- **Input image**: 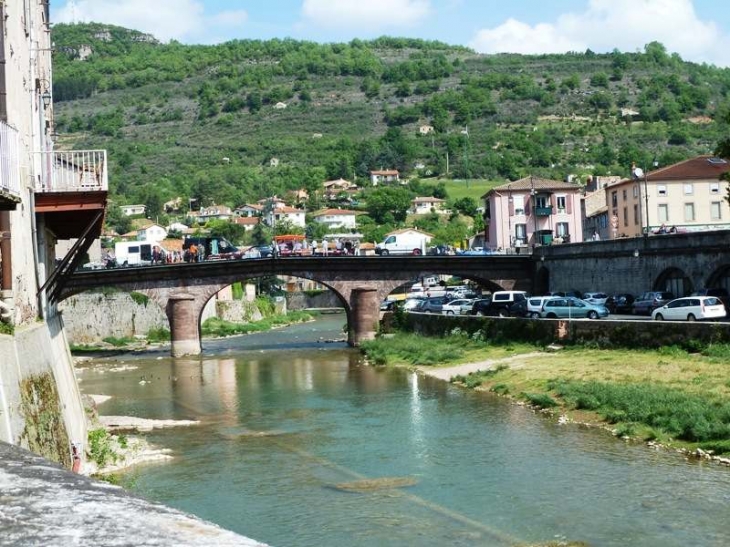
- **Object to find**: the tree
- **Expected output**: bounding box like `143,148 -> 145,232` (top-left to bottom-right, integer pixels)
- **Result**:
365,187 -> 412,224
452,197 -> 478,217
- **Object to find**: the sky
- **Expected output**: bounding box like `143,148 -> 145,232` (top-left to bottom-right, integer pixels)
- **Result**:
51,0 -> 730,67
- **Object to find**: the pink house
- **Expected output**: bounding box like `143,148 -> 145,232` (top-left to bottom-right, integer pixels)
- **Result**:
483,176 -> 584,250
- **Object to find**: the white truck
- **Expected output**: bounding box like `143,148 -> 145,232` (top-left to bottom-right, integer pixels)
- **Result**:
375,232 -> 429,256
114,241 -> 157,266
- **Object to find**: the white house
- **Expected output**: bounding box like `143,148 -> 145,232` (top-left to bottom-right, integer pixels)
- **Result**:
166,222 -> 190,233
234,204 -> 263,217
274,102 -> 288,109
197,205 -> 234,223
137,223 -> 167,242
419,125 -> 434,135
120,204 -> 146,216
313,209 -> 359,229
233,217 -> 260,231
411,196 -> 447,215
370,169 -> 400,186
267,206 -> 306,228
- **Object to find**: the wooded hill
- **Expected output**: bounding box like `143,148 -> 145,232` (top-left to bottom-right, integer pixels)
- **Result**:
52,23 -> 730,220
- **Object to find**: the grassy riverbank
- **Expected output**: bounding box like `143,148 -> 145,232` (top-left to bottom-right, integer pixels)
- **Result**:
360,332 -> 730,456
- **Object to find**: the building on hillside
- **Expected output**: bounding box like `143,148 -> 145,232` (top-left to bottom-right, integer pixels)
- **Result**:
274,102 -> 287,109
234,204 -> 263,217
287,188 -> 309,205
483,177 -> 584,250
266,206 -> 306,228
120,204 -> 146,216
419,125 -> 434,135
323,178 -> 359,201
312,209 -> 359,230
197,205 -> 233,223
257,196 -> 286,209
605,155 -> 730,239
163,197 -> 183,213
411,196 -> 447,215
581,186 -> 610,241
166,222 -> 190,233
0,0 -> 108,466
233,216 -> 260,231
136,222 -> 167,242
370,169 -> 400,186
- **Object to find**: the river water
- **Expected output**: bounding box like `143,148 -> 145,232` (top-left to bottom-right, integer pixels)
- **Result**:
77,316 -> 730,547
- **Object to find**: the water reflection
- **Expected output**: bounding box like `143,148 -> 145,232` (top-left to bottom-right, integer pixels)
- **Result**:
78,317 -> 730,547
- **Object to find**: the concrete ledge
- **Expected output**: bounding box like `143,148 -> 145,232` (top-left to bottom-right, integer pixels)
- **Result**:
0,441 -> 267,546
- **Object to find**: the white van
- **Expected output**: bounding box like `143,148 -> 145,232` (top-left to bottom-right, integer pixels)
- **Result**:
114,241 -> 157,266
375,233 -> 428,256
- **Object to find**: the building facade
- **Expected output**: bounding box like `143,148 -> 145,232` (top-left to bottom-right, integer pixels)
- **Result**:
484,177 -> 584,250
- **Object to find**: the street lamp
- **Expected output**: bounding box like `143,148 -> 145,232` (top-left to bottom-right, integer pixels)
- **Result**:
633,158 -> 659,236
530,175 -> 538,248
507,185 -> 513,250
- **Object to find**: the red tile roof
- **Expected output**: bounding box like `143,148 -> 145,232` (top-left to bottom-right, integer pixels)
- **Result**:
485,177 -> 582,198
314,208 -> 359,216
643,155 -> 730,181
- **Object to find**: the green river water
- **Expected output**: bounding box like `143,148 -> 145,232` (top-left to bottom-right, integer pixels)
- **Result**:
77,315 -> 730,547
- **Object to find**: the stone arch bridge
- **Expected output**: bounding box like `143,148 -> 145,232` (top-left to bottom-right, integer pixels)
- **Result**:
58,256 -> 534,356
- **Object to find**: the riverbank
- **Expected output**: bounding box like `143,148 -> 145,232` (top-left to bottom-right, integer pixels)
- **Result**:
360,332 -> 730,464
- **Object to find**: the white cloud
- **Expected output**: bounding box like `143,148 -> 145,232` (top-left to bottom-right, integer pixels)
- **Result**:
469,0 -> 730,66
53,0 -> 247,43
301,0 -> 431,30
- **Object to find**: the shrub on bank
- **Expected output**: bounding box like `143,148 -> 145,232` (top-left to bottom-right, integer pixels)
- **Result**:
201,311 -> 313,337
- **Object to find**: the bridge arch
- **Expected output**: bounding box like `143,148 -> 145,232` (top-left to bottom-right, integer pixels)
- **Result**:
654,267 -> 693,297
706,264 -> 730,292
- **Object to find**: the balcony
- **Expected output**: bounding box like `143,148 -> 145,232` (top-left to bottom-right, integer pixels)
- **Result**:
534,206 -> 553,216
0,121 -> 22,210
34,150 -> 108,239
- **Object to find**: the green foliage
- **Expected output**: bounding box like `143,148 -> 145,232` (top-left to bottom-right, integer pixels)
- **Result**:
146,328 -> 170,343
550,380 -> 730,443
102,336 -> 136,347
88,428 -> 119,468
201,311 -> 312,337
0,322 -> 14,335
129,292 -> 149,306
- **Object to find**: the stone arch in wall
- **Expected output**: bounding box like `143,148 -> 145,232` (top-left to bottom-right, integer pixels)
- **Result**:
706,264 -> 730,293
654,267 -> 693,297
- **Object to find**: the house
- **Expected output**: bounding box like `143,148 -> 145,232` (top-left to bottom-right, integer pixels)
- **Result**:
287,188 -> 309,205
120,204 -> 146,216
266,206 -> 306,228
197,205 -> 233,223
163,197 -> 182,213
166,222 -> 191,234
232,217 -> 260,231
269,157 -> 280,167
312,209 -> 359,230
483,176 -> 584,250
136,222 -> 167,242
605,155 -> 730,239
322,178 -> 358,200
411,196 -> 447,215
257,196 -> 287,209
581,189 -> 609,241
370,169 -> 400,186
419,125 -> 434,135
234,204 -> 264,217
274,102 -> 288,109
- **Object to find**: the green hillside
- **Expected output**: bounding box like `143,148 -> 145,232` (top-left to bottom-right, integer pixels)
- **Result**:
51,23 -> 730,225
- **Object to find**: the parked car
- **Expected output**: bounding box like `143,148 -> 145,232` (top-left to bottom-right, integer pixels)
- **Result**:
539,297 -> 609,319
582,292 -> 610,306
489,291 -> 528,317
526,296 -> 555,319
470,297 -> 493,316
403,298 -> 426,312
380,300 -> 401,311
690,288 -> 730,313
442,298 -> 475,316
632,291 -> 675,315
417,296 -> 449,314
651,296 -> 727,322
508,299 -> 529,318
605,294 -> 635,314
254,244 -> 273,258
550,290 -> 583,299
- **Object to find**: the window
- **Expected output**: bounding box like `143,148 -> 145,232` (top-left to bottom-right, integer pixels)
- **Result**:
622,189 -> 627,201
623,206 -> 628,226
633,185 -> 639,198
633,204 -> 639,225
611,191 -> 618,208
683,183 -> 694,195
657,204 -> 669,223
556,196 -> 566,212
535,195 -> 548,208
515,224 -> 527,244
711,201 -> 722,220
513,195 -> 524,215
556,222 -> 569,237
710,182 -> 720,194
657,185 -> 667,197
684,203 -> 695,222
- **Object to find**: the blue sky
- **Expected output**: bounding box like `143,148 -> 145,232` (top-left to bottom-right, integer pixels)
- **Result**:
51,0 -> 730,66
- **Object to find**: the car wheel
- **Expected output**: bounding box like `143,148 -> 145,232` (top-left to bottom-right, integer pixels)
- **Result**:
446,311 -> 454,315
587,311 -> 599,319
654,313 -> 664,321
412,248 -> 422,256
546,313 -> 557,319
498,309 -> 510,318
380,249 -> 389,256
530,312 -> 540,319
687,314 -> 696,322
475,311 -> 485,316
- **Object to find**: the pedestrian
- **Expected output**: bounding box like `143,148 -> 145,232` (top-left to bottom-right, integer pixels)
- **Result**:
312,239 -> 319,256
322,238 -> 329,256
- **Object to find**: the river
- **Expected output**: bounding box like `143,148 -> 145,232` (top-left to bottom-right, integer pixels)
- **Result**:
77,315 -> 730,547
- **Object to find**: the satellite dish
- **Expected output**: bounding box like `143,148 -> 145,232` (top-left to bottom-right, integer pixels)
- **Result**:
632,167 -> 644,179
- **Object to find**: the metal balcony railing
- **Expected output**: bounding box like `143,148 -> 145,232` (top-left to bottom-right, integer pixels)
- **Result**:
0,121 -> 21,198
534,206 -> 553,216
37,150 -> 108,192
